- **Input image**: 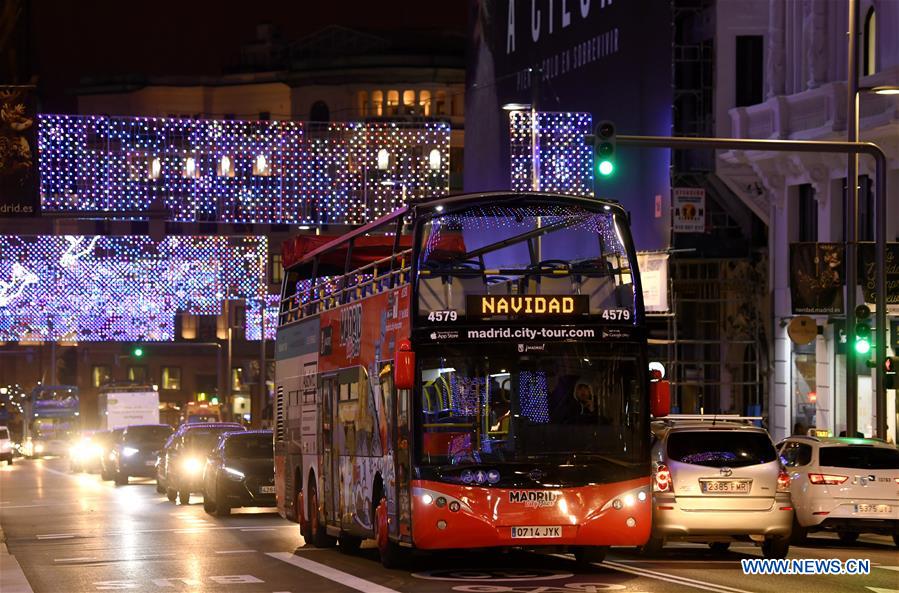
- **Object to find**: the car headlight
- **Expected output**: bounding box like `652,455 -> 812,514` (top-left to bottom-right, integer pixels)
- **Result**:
182,457 -> 202,474
223,467 -> 245,481
87,444 -> 103,459
34,443 -> 45,454
122,447 -> 140,457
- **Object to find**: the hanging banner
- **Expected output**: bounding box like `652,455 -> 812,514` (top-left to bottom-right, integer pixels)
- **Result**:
637,252 -> 669,313
858,242 -> 899,306
789,243 -> 844,314
672,188 -> 705,233
0,85 -> 39,217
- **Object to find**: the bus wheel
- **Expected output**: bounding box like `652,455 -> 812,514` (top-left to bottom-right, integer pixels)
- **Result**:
297,490 -> 311,539
308,484 -> 336,548
573,546 -> 607,567
375,497 -> 407,569
166,487 -> 177,503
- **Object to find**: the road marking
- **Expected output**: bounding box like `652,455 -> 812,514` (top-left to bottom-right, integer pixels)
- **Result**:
54,557 -> 97,562
36,534 -> 76,540
241,527 -> 277,532
877,566 -> 899,572
268,552 -> 402,593
866,588 -> 899,593
216,549 -> 256,554
601,560 -> 755,593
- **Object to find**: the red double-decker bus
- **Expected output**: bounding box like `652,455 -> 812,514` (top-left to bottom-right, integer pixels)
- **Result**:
274,192 -> 656,566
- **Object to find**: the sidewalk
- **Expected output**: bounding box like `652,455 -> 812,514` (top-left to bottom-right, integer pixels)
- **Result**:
0,525 -> 35,593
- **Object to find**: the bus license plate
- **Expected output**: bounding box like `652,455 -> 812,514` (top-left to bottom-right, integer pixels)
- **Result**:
856,504 -> 891,513
259,485 -> 275,494
511,526 -> 561,539
700,479 -> 752,494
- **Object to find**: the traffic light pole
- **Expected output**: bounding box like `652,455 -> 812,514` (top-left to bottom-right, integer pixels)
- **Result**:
617,134 -> 889,440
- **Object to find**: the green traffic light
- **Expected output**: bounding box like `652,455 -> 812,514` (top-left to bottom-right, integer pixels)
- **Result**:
598,160 -> 614,176
133,347 -> 144,357
854,339 -> 871,355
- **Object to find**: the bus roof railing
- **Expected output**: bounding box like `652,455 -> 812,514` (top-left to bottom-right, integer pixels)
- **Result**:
654,414 -> 764,425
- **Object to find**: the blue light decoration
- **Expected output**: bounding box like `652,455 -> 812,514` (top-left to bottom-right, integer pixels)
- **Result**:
38,115 -> 451,223
0,235 -> 266,341
509,111 -> 593,197
245,294 -> 279,341
518,370 -> 549,424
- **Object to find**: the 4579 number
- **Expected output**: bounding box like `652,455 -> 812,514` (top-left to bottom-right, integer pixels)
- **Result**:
427,310 -> 458,322
601,309 -> 631,320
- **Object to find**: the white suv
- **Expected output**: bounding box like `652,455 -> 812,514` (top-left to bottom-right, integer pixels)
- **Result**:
777,435 -> 899,547
0,426 -> 12,465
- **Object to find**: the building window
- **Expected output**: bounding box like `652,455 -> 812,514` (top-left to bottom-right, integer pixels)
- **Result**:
92,365 -> 111,388
270,253 -> 283,284
386,90 -> 399,115
797,184 -> 817,242
791,342 -> 817,435
162,367 -> 181,390
418,90 -> 431,116
735,36 -> 764,107
310,100 -> 330,122
371,90 -> 383,116
864,7 -> 876,76
128,365 -> 148,384
357,91 -> 369,117
402,90 -> 415,113
434,90 -> 447,116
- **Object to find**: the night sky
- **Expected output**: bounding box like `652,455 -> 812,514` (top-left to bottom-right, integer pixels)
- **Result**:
23,1 -> 467,112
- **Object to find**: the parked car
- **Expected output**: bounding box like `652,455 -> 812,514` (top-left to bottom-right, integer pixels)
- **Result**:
99,428 -> 126,480
109,424 -> 174,485
646,415 -> 792,558
778,435 -> 899,547
202,430 -> 275,516
0,426 -> 12,465
163,422 -> 245,504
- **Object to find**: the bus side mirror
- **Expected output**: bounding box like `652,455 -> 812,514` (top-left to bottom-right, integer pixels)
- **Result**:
649,370 -> 670,418
395,339 -> 415,391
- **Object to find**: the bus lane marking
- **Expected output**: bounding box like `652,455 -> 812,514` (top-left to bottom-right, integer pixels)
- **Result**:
599,559 -> 756,593
267,552 -> 402,593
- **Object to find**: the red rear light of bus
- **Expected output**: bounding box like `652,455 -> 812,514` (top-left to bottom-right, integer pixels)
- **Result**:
808,473 -> 848,485
777,470 -> 791,492
654,463 -> 671,492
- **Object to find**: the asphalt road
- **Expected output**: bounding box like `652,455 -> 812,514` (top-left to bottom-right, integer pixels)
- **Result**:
1,457 -> 897,593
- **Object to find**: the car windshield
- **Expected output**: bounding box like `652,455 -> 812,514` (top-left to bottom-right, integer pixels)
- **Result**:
126,426 -> 173,443
417,343 -> 645,466
667,431 -> 777,468
819,446 -> 899,469
185,428 -> 239,451
224,434 -> 273,459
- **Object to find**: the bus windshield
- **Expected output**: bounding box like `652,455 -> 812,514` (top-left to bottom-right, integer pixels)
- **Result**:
417,343 -> 646,467
417,202 -> 637,320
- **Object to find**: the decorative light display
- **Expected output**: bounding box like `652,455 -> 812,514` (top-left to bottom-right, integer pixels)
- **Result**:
245,294 -> 279,341
0,235 -> 267,342
509,111 -> 593,197
519,371 -> 550,424
38,115 -> 450,224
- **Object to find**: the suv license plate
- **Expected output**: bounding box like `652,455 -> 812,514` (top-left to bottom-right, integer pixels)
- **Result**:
511,526 -> 561,539
259,485 -> 275,494
700,479 -> 752,493
856,504 -> 891,513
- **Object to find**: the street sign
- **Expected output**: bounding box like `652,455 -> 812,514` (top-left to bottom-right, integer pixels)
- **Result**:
788,316 -> 818,345
672,188 -> 705,233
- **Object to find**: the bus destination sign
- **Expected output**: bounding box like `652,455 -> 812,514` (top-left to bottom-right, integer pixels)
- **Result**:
467,295 -> 589,318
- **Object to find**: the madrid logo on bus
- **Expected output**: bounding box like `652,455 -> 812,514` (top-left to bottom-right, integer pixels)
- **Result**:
508,490 -> 559,508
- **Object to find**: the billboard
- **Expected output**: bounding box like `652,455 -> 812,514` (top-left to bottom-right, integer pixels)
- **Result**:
789,243 -> 844,315
0,86 -> 39,217
466,0 -> 672,250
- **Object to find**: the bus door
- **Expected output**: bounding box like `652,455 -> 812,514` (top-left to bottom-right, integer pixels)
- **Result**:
321,374 -> 339,525
382,364 -> 413,543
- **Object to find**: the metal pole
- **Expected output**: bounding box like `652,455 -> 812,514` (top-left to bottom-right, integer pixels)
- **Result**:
846,0 -> 860,437
259,296 -> 266,429
616,134 -> 889,439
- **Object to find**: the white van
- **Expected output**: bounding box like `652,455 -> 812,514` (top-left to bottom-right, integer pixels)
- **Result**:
0,426 -> 13,465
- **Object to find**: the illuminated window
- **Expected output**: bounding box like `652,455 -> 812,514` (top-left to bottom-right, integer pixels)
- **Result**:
128,365 -> 148,383
403,90 -> 415,112
357,90 -> 369,117
232,367 -> 246,392
92,365 -> 111,388
162,367 -> 181,390
419,90 -> 432,116
252,154 -> 271,176
183,156 -> 200,178
386,90 -> 399,115
864,7 -> 876,76
269,253 -> 283,284
371,90 -> 384,116
149,157 -> 162,179
217,155 -> 235,177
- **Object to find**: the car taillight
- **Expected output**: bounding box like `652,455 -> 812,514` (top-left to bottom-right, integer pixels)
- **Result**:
777,470 -> 791,492
654,463 -> 671,492
808,473 -> 848,485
